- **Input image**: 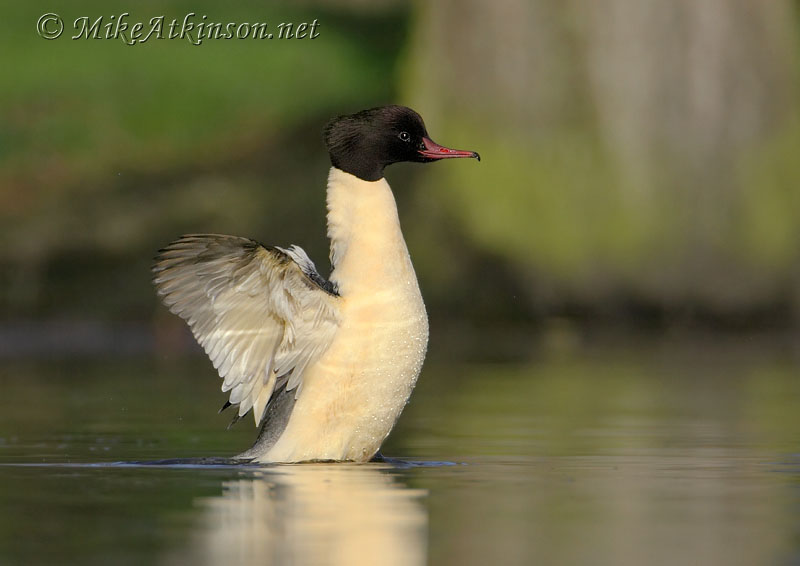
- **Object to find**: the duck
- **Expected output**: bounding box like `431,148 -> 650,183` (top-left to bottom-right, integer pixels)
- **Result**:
152,105 -> 479,463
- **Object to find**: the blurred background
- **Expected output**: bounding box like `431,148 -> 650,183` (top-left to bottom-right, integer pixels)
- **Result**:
2,3 -> 800,565
3,0 -> 800,358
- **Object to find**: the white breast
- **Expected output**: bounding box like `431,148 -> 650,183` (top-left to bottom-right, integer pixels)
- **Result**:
259,168 -> 429,462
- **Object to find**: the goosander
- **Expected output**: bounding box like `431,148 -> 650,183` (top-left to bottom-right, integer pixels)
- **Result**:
152,105 -> 479,463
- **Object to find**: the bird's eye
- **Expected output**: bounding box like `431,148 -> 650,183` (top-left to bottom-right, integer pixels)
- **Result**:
398,131 -> 411,142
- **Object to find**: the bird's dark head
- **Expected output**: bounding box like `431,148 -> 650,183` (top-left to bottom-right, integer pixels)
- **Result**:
324,105 -> 480,182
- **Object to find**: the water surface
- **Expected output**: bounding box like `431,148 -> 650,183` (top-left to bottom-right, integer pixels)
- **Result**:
0,337 -> 798,565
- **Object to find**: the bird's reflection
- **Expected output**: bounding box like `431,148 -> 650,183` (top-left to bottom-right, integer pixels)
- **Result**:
166,464 -> 428,566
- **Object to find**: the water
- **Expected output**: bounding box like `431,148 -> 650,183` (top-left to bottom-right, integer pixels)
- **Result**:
0,336 -> 798,565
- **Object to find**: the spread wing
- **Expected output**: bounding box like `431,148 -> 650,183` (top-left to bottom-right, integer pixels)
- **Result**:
152,234 -> 340,426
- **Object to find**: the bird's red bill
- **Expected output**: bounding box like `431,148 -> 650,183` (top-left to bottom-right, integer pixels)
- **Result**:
419,137 -> 480,161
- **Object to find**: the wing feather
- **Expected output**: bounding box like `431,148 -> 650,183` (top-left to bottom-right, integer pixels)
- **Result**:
153,234 -> 340,426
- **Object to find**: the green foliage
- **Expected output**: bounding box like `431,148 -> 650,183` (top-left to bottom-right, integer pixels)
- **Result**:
0,2 -> 400,178
0,1 -> 411,318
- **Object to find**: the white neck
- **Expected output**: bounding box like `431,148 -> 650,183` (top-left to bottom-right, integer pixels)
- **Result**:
326,167 -> 417,295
